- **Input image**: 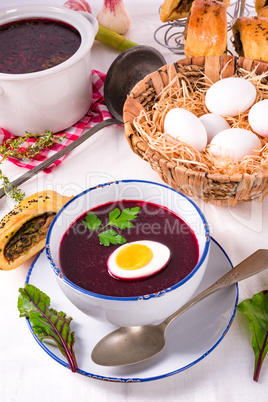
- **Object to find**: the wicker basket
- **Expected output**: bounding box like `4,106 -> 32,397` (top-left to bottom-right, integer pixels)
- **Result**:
123,55 -> 268,206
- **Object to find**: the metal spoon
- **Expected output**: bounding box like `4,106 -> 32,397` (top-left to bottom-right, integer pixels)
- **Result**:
91,249 -> 268,367
0,45 -> 166,199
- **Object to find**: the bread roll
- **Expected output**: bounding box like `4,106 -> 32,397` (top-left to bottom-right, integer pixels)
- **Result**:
160,0 -> 194,21
0,190 -> 71,270
184,0 -> 228,57
160,0 -> 229,22
232,16 -> 268,62
257,4 -> 268,16
255,0 -> 268,12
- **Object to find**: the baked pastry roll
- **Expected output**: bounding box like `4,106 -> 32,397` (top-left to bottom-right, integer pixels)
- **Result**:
160,0 -> 194,21
160,0 -> 229,22
255,0 -> 268,12
184,0 -> 228,57
232,16 -> 268,62
257,5 -> 268,16
0,190 -> 71,270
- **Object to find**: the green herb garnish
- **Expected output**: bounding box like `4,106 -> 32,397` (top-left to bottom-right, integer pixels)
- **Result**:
237,290 -> 268,382
82,206 -> 140,246
18,283 -> 77,372
0,131 -> 64,160
0,170 -> 25,203
0,131 -> 66,202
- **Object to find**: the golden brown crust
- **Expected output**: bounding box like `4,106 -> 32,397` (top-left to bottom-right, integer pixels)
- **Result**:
232,16 -> 268,61
0,190 -> 71,270
184,0 -> 227,57
257,4 -> 268,16
255,0 -> 268,12
160,0 -> 194,21
160,0 -> 229,22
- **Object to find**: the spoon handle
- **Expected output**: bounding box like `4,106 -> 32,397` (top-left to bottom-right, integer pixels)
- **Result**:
163,249 -> 268,329
0,118 -> 121,200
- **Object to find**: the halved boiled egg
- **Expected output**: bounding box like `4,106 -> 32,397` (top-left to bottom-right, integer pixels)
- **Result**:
107,240 -> 170,280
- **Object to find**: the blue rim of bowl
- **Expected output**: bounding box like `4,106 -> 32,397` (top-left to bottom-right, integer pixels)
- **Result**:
25,237 -> 238,383
46,179 -> 211,301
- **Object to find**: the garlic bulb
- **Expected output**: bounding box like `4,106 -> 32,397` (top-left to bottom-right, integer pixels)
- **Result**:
97,0 -> 131,35
64,0 -> 138,52
64,0 -> 92,13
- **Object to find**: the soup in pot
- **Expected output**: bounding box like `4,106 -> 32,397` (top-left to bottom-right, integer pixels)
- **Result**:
0,18 -> 81,74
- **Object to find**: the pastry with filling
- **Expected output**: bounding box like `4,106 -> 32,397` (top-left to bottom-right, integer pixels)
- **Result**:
183,0 -> 228,57
160,0 -> 229,22
232,16 -> 268,62
0,190 -> 71,270
255,0 -> 268,12
257,4 -> 268,16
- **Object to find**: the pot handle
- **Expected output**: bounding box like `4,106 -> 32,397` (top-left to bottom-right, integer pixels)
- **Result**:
79,11 -> 99,36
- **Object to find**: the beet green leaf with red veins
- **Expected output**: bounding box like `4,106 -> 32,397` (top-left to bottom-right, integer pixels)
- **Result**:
18,283 -> 77,372
237,290 -> 268,382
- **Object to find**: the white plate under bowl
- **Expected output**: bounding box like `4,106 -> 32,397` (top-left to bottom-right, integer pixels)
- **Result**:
25,237 -> 238,383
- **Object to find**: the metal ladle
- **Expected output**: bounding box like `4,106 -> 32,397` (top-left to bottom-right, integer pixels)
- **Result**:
0,45 -> 166,199
91,249 -> 268,367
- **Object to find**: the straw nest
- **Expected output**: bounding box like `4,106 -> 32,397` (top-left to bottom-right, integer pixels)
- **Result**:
123,55 -> 268,206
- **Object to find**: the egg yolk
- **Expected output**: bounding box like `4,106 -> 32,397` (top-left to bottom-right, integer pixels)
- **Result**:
115,243 -> 153,270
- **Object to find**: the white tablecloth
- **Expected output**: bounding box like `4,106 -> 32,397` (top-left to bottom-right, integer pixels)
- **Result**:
0,0 -> 267,401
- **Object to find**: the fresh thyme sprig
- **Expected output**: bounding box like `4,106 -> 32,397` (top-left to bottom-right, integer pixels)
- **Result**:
0,170 -> 25,203
0,131 -> 66,202
0,131 -> 65,161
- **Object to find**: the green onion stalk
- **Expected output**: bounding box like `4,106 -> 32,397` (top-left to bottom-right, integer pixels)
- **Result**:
95,24 -> 138,52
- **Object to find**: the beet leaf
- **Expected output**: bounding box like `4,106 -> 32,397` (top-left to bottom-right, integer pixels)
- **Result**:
18,283 -> 77,372
237,290 -> 268,382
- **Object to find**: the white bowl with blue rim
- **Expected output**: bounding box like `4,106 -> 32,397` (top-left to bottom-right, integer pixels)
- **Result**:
46,180 -> 210,327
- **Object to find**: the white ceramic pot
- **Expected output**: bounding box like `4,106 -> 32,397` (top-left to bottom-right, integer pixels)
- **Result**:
46,180 -> 211,327
0,5 -> 98,136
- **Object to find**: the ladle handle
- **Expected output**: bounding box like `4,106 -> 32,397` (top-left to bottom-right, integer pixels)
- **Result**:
162,249 -> 268,329
0,118 -> 121,199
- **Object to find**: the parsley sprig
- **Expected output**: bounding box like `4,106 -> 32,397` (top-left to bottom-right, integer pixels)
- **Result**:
82,206 -> 140,246
0,131 -> 66,202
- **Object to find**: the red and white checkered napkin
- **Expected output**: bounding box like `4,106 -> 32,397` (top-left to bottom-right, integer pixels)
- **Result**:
0,70 -> 113,173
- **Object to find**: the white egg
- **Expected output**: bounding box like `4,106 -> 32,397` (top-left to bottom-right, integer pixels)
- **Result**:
199,114 -> 230,143
248,99 -> 268,137
164,108 -> 207,152
205,77 -> 256,117
210,128 -> 262,160
107,240 -> 170,280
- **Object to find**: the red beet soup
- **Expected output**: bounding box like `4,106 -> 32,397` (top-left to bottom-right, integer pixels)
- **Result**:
0,18 -> 81,74
59,200 -> 199,297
